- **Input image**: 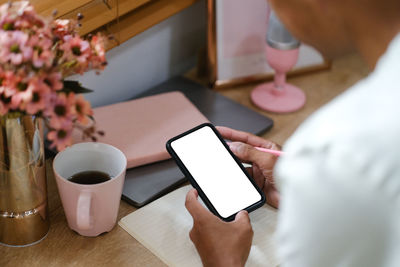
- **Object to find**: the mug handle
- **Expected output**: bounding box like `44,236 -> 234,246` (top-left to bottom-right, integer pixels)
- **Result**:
77,191 -> 92,230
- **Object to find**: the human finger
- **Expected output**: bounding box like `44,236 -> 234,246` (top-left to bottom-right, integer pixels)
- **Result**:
234,211 -> 253,236
185,189 -> 212,220
251,164 -> 266,190
229,142 -> 277,168
217,126 -> 280,150
245,167 -> 253,177
234,210 -> 251,225
264,183 -> 280,209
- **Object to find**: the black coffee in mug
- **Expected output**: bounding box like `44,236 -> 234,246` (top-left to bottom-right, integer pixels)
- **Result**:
68,170 -> 112,185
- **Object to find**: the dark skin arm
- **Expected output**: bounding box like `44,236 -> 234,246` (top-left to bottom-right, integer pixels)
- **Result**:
185,189 -> 253,267
185,126 -> 281,266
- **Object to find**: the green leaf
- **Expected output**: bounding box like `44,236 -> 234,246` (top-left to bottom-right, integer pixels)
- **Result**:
61,80 -> 93,94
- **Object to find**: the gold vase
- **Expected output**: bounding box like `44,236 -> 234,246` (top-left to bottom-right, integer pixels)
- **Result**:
0,114 -> 49,247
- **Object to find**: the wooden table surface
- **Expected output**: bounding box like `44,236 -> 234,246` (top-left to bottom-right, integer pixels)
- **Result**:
1,54 -> 368,266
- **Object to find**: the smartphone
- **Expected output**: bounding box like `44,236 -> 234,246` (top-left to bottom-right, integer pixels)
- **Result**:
166,123 -> 265,221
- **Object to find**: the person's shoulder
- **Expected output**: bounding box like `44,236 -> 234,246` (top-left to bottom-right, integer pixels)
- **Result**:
277,36 -> 400,189
283,43 -> 400,158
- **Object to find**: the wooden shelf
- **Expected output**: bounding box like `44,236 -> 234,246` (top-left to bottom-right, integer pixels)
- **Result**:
59,0 -> 151,36
0,0 -> 94,17
101,0 -> 200,50
1,0 -> 200,50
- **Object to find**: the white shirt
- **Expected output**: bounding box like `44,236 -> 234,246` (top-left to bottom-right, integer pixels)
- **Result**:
275,33 -> 400,267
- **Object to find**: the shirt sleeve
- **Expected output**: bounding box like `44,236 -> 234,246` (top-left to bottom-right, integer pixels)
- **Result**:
274,148 -> 397,267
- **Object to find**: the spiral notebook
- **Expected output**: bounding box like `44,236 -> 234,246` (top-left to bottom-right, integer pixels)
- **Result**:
119,185 -> 280,267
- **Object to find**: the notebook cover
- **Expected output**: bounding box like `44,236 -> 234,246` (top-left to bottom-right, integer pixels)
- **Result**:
72,91 -> 209,169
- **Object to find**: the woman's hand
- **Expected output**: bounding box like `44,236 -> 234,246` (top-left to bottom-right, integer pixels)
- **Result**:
217,126 -> 281,208
185,189 -> 253,267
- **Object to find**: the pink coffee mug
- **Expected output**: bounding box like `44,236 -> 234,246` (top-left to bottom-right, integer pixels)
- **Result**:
53,142 -> 127,237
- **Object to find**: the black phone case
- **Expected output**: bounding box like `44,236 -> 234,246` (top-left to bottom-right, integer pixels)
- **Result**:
166,123 -> 266,222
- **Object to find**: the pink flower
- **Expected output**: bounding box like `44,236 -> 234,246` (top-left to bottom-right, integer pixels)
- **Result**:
1,70 -> 33,110
0,1 -> 44,31
0,69 -> 13,114
0,68 -> 6,92
3,1 -> 32,17
0,11 -> 15,31
25,77 -> 51,114
0,30 -> 32,64
2,69 -> 22,97
44,71 -> 63,91
45,92 -> 74,128
52,19 -> 76,39
0,93 -> 12,115
29,35 -> 54,68
47,119 -> 73,151
10,76 -> 40,111
66,36 -> 91,62
90,34 -> 106,70
60,35 -> 90,74
73,94 -> 92,125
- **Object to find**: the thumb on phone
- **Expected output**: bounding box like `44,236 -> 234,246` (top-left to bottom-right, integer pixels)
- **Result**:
235,210 -> 250,224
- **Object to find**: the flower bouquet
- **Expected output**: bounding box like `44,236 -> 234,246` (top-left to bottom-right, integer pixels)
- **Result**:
0,1 -> 106,151
0,1 -> 107,247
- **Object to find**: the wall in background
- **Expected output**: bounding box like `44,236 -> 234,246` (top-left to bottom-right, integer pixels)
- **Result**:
73,0 -> 206,107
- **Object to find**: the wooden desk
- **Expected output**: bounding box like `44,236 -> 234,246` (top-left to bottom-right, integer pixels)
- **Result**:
1,54 -> 368,266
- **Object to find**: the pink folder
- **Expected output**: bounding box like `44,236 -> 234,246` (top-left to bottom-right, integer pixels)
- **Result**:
73,92 -> 209,169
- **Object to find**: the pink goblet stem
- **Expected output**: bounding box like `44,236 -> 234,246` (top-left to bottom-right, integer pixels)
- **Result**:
274,72 -> 286,91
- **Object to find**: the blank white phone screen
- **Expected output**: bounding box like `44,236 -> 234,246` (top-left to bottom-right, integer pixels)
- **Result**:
171,126 -> 261,218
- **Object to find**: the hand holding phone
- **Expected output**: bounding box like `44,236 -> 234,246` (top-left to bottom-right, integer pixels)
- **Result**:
166,123 -> 265,221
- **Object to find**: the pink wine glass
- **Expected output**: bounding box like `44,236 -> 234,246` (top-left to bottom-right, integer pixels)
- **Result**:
251,12 -> 306,113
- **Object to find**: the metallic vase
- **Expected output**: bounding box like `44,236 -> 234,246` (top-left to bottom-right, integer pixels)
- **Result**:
0,114 -> 49,247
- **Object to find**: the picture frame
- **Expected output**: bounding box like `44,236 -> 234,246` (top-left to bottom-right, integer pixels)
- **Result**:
207,0 -> 331,88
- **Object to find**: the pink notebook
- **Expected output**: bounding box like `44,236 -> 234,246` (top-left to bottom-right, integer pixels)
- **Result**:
73,92 -> 209,169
